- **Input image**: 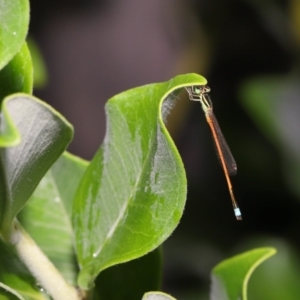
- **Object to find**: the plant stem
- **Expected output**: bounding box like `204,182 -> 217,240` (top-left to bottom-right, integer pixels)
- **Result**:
10,220 -> 82,300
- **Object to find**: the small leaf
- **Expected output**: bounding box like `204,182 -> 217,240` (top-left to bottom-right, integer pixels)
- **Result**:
0,0 -> 29,70
0,282 -> 25,300
247,239 -> 300,300
0,94 -> 73,239
0,42 -> 33,103
0,42 -> 34,147
142,292 -> 177,300
19,152 -> 88,285
26,38 -> 47,89
94,247 -> 162,300
0,240 -> 47,300
73,73 -> 207,288
210,247 -> 276,300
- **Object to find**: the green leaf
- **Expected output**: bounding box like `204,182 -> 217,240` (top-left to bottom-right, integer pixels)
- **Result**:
0,240 -> 47,300
0,42 -> 33,102
0,94 -> 73,239
210,247 -> 276,300
19,152 -> 88,285
142,292 -> 176,300
240,76 -> 300,197
247,239 -> 300,300
73,73 -> 207,289
0,282 -> 25,300
50,152 -> 88,219
239,77 -> 283,146
0,0 -> 29,71
0,42 -> 33,147
94,247 -> 162,300
26,38 -> 47,89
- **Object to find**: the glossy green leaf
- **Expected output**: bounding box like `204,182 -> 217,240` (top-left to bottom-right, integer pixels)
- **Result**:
19,152 -> 88,285
210,247 -> 276,300
247,239 -> 300,300
0,240 -> 47,300
0,0 -> 29,71
142,292 -> 176,300
0,42 -> 33,103
73,73 -> 207,288
0,94 -> 74,239
94,247 -> 162,300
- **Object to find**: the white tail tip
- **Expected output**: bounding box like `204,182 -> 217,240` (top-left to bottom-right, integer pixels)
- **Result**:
234,208 -> 242,220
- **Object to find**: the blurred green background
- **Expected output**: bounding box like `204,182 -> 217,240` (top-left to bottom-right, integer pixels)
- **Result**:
29,0 -> 300,299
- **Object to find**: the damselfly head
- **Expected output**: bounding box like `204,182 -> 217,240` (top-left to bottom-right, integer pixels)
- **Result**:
186,85 -> 210,101
191,85 -> 210,96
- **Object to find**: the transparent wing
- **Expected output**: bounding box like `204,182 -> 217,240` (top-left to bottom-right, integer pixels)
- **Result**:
207,112 -> 237,176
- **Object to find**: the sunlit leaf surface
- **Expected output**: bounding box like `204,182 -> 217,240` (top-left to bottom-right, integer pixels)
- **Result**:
73,73 -> 207,288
